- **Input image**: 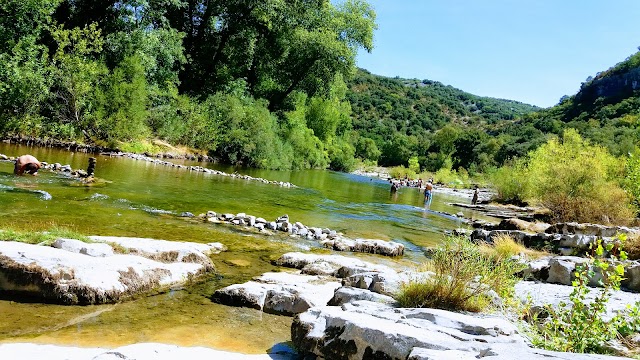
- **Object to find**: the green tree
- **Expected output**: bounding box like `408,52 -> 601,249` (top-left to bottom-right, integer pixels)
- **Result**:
0,0 -> 60,53
49,23 -> 107,138
0,37 -> 53,134
355,137 -> 381,162
92,55 -> 150,142
524,129 -> 633,223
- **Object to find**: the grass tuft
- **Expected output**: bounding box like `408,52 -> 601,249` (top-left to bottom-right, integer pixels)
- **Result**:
479,233 -> 550,260
396,235 -> 524,312
0,226 -> 90,246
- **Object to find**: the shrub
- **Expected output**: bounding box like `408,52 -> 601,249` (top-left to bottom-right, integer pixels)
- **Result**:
529,237 -> 640,354
624,233 -> 640,260
622,149 -> 640,209
489,160 -> 530,204
492,129 -> 635,224
396,236 -> 523,312
389,165 -> 416,180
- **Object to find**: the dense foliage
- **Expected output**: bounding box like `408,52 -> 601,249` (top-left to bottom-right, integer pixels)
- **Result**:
1,0 -> 639,179
491,130 -> 635,224
0,0 -> 375,170
346,69 -> 540,170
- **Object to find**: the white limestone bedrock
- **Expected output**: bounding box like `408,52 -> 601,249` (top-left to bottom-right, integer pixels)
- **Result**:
0,343 -> 296,360
292,300 -> 625,360
212,271 -> 341,315
89,236 -> 226,269
0,241 -> 207,304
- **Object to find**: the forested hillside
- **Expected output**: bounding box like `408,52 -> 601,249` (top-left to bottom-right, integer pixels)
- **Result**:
502,50 -> 640,158
2,0 -> 637,175
346,69 -> 539,169
346,50 -> 640,174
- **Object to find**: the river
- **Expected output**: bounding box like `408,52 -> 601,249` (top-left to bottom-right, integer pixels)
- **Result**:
0,143 -> 491,353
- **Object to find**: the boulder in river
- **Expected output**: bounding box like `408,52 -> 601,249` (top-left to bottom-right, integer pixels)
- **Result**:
0,241 -> 210,305
212,271 -> 341,316
321,237 -> 405,256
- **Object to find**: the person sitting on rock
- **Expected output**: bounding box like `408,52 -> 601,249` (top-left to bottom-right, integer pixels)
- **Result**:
14,155 -> 41,176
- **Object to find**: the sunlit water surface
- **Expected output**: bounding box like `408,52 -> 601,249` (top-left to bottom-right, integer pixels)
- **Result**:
0,143 -> 493,353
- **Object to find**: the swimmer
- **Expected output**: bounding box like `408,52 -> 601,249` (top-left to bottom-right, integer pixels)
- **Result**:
14,155 -> 41,176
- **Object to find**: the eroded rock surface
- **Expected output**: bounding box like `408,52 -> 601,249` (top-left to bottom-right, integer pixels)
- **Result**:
89,236 -> 226,270
0,343 -> 296,360
292,300 -> 623,360
212,271 -> 341,315
0,241 -> 211,304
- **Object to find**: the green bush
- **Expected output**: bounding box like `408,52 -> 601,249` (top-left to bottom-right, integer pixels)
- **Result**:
492,129 -> 635,224
396,236 -> 523,312
529,237 -> 640,354
527,129 -> 633,223
622,149 -> 640,209
389,165 -> 416,179
489,160 -> 530,204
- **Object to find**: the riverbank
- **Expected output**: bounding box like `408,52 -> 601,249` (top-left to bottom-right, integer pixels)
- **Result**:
0,343 -> 297,360
3,229 -> 639,358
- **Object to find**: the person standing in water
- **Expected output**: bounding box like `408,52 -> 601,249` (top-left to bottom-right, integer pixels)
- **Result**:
424,181 -> 433,204
14,155 -> 41,176
472,186 -> 479,205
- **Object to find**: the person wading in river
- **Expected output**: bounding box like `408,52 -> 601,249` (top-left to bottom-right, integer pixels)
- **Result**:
14,155 -> 41,176
424,181 -> 433,204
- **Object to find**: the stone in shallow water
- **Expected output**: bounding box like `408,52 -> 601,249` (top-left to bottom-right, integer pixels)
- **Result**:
212,272 -> 340,316
225,259 -> 252,267
0,241 -> 207,305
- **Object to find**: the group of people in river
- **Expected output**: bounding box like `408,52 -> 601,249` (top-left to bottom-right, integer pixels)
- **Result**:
389,177 -> 434,205
389,176 -> 481,206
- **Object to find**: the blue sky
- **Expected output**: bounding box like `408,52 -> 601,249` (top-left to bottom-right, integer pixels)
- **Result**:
356,1 -> 640,108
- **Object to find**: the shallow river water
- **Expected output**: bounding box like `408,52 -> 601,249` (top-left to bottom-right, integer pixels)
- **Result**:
0,143 -> 491,353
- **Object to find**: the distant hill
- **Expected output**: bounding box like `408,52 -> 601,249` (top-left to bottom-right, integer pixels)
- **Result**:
349,50 -> 640,170
500,51 -> 640,158
345,69 -> 540,168
347,69 -> 539,140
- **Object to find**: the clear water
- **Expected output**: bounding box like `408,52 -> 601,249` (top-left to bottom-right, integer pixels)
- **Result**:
0,143 -> 492,353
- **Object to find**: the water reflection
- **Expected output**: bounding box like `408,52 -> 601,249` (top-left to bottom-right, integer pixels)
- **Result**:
0,143 -> 497,352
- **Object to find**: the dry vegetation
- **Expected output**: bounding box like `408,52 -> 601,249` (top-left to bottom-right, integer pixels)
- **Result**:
396,236 -> 524,312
